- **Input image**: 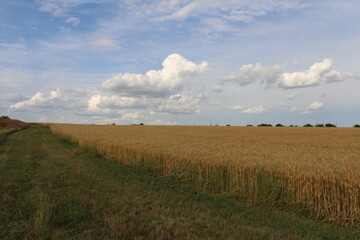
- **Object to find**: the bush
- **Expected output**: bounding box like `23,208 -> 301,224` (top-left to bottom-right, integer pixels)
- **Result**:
354,124 -> 360,128
275,124 -> 284,127
325,123 -> 336,127
139,123 -> 144,125
303,124 -> 313,127
0,116 -> 9,119
246,124 -> 253,127
257,123 -> 272,127
226,124 -> 231,126
315,124 -> 324,127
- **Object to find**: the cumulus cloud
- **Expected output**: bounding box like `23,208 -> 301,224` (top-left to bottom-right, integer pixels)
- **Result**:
279,59 -> 357,88
10,89 -> 61,110
91,38 -> 121,51
87,95 -> 147,112
242,105 -> 266,114
222,59 -> 358,89
221,63 -> 283,87
228,105 -> 244,111
101,53 -> 208,97
308,101 -> 324,110
281,59 -> 333,88
291,101 -> 324,114
156,94 -> 202,114
8,88 -> 92,113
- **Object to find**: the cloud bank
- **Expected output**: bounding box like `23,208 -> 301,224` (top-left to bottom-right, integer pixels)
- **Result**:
222,63 -> 283,86
10,89 -> 61,110
222,59 -> 358,89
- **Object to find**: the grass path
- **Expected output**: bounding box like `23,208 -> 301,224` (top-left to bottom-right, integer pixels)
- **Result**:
0,125 -> 359,239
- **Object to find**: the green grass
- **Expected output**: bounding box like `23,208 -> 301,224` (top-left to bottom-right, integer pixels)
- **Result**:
0,125 -> 359,239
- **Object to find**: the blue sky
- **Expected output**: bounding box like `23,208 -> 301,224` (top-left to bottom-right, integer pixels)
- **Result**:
1,0 -> 359,126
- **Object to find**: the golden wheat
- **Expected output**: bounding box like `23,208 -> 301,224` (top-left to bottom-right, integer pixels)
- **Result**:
48,124 -> 360,225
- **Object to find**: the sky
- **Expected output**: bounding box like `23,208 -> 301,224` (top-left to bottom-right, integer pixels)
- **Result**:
1,0 -> 359,126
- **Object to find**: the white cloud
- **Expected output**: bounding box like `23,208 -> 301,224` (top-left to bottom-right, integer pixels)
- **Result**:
101,53 -> 208,97
290,106 -> 300,112
242,105 -> 266,114
308,101 -> 324,110
228,105 -> 244,111
39,1 -> 64,16
156,94 -> 201,114
10,89 -> 61,110
0,43 -> 26,49
222,59 -> 358,89
66,17 -> 80,26
151,0 -> 306,22
149,119 -> 178,125
291,101 -> 324,114
280,59 -> 333,88
38,0 -> 103,16
8,88 -> 92,113
287,93 -> 299,100
121,112 -> 143,121
222,63 -> 283,87
91,38 -> 121,51
87,95 -> 147,112
279,59 -> 358,89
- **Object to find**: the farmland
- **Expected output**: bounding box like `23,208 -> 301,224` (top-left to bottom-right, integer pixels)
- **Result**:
48,124 -> 360,226
4,125 -> 360,239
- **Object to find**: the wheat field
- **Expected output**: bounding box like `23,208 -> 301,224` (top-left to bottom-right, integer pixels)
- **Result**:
48,124 -> 360,225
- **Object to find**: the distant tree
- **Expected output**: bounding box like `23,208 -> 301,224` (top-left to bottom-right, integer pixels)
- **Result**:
226,124 -> 231,126
315,123 -> 324,127
246,124 -> 253,127
303,123 -> 313,127
289,124 -> 294,127
275,123 -> 284,127
354,124 -> 360,128
111,123 -> 116,125
257,123 -> 272,127
1,116 -> 9,119
325,123 -> 336,127
139,123 -> 144,125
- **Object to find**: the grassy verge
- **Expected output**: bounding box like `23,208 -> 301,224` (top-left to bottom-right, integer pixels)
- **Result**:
1,124 -> 359,239
0,127 -> 17,144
